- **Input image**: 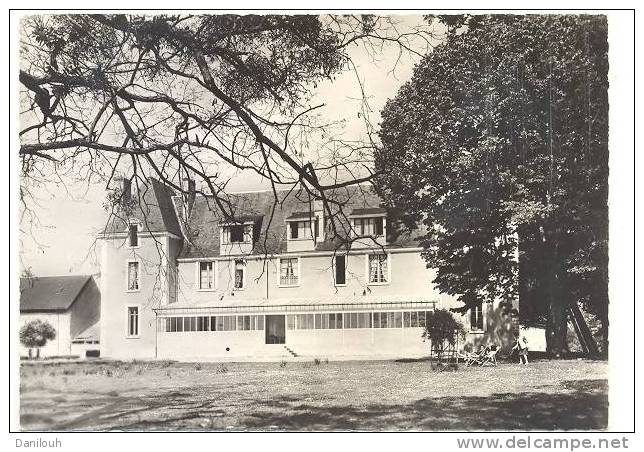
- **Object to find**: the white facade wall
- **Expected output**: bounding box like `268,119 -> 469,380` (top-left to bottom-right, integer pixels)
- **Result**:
99,232 -> 180,360
177,250 -> 455,305
19,312 -> 71,358
153,249 -> 517,361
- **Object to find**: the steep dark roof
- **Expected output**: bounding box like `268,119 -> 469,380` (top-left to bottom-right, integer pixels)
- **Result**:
20,275 -> 92,312
179,185 -> 423,258
103,178 -> 181,236
150,179 -> 182,236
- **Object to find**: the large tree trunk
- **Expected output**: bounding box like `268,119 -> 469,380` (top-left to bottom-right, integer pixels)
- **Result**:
543,230 -> 568,357
546,284 -> 568,356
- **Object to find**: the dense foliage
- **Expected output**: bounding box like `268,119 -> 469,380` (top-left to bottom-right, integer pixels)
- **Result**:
19,320 -> 57,359
376,15 -> 608,355
422,308 -> 466,357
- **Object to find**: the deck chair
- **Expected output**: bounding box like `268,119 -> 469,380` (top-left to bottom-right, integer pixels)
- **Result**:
480,345 -> 498,367
459,348 -> 486,367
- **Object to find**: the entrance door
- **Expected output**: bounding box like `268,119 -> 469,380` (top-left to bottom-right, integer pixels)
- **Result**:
265,315 -> 286,344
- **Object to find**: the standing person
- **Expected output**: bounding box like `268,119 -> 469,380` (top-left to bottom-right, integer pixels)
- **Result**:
512,331 -> 529,365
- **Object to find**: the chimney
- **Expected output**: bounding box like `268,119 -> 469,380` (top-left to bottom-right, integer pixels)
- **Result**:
114,176 -> 132,204
122,178 -> 132,203
183,177 -> 196,216
313,199 -> 324,241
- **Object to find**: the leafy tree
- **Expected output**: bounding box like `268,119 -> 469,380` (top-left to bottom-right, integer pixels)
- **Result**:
376,15 -> 608,356
422,308 -> 465,363
19,320 -> 57,359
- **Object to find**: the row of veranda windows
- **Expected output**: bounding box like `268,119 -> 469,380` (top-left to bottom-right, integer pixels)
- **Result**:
139,309 -> 485,336
197,254 -> 387,290
158,311 -> 435,334
161,315 -> 265,332
286,311 -> 434,330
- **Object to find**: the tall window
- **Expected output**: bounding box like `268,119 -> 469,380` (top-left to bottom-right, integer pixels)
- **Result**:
127,261 -> 140,291
128,224 -> 139,247
199,261 -> 215,290
279,258 -> 299,286
127,306 -> 139,336
354,217 -> 384,236
334,255 -> 346,285
470,302 -> 484,331
234,260 -> 245,290
368,254 -> 388,284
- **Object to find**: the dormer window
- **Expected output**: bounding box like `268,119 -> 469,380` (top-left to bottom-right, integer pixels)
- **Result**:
128,224 -> 139,247
286,212 -> 321,241
350,208 -> 387,239
221,224 -> 252,244
354,217 -> 384,237
289,219 -> 318,240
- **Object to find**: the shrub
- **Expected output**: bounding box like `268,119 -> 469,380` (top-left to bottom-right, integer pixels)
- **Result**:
279,360 -> 287,368
422,309 -> 466,363
216,363 -> 228,374
313,358 -> 321,366
194,363 -> 202,371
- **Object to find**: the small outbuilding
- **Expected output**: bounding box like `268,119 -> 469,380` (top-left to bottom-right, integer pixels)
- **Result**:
19,275 -> 100,358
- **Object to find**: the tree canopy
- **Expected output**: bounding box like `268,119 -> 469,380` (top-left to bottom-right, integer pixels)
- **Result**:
375,15 -> 608,355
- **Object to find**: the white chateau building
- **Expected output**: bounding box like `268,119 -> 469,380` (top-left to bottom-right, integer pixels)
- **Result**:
98,178 -> 517,361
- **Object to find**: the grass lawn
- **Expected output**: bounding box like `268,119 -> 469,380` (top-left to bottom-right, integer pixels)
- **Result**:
19,358 -> 608,431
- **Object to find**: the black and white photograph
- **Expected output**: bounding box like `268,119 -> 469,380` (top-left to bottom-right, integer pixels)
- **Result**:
7,2 -> 638,444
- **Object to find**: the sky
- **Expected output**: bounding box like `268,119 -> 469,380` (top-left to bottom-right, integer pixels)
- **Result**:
19,14 -> 442,277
